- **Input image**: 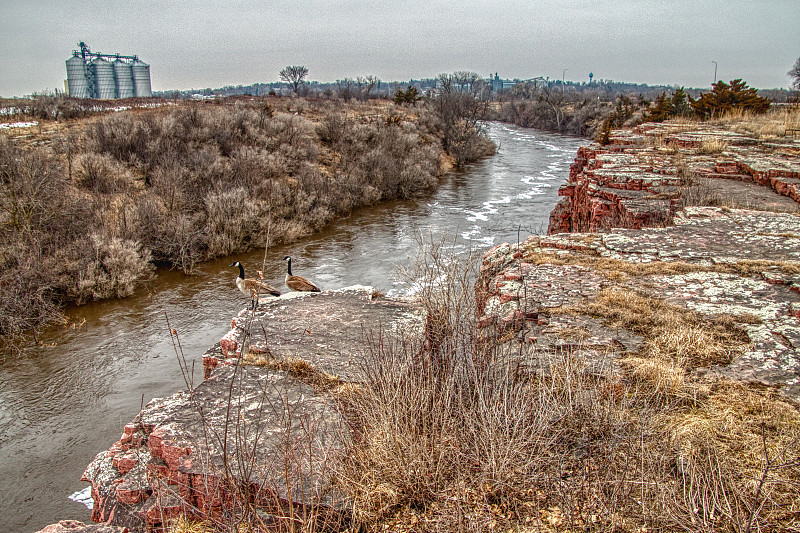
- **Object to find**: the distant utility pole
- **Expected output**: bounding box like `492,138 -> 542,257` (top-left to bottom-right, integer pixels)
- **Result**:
712,61 -> 718,85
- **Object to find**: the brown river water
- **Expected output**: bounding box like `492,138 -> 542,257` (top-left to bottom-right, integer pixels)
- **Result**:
0,123 -> 584,532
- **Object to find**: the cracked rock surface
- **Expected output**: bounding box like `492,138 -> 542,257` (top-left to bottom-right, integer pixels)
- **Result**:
550,122 -> 800,234
481,206 -> 800,402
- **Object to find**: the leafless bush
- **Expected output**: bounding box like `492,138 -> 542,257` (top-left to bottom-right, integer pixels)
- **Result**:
203,186 -> 260,258
73,152 -> 135,194
0,245 -> 64,349
0,140 -> 85,349
75,233 -> 154,302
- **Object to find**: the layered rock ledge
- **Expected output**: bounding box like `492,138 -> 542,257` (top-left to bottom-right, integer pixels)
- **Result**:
480,206 -> 800,401
550,122 -> 800,233
81,287 -> 423,532
482,121 -> 800,403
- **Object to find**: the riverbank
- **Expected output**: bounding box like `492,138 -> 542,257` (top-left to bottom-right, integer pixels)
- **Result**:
70,119 -> 800,532
0,96 -> 496,353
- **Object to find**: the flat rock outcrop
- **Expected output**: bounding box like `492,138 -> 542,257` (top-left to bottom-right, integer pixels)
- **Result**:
81,287 -> 423,532
205,286 -> 424,378
550,122 -> 800,234
482,206 -> 800,401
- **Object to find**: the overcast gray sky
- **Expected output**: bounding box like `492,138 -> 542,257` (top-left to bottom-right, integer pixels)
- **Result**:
1,0 -> 798,97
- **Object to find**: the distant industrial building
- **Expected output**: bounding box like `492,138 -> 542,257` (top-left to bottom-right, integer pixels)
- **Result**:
65,42 -> 152,99
490,74 -> 547,92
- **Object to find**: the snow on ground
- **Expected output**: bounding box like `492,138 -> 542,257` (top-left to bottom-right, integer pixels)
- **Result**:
0,121 -> 38,129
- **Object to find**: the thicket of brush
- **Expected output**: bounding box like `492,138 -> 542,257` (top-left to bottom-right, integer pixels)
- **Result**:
349,246 -> 799,533
330,244 -> 800,532
0,97 -> 494,352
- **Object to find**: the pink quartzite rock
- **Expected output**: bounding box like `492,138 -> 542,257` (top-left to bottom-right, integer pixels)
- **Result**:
34,520 -> 128,533
206,287 -> 423,381
82,287 -> 423,533
486,206 -> 800,401
550,123 -> 800,235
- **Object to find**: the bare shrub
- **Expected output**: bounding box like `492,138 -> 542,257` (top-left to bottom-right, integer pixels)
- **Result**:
125,194 -> 203,273
89,112 -> 158,165
0,138 -> 72,238
0,245 -> 64,349
203,186 -> 259,257
76,233 -> 154,302
0,140 -> 86,349
316,113 -> 348,145
73,152 -> 135,194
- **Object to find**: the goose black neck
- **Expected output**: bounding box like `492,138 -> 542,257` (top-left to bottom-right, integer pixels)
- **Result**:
286,258 -> 293,276
236,263 -> 245,279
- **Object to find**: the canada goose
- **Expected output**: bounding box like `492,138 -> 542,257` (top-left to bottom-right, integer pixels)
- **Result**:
230,261 -> 281,309
282,256 -> 321,292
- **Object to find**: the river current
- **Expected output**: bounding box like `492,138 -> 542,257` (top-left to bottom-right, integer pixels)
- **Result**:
0,122 -> 584,532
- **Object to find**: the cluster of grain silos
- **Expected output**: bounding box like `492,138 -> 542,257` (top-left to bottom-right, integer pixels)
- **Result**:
65,42 -> 152,99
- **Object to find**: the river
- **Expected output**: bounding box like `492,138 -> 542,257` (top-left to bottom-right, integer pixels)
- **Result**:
0,122 -> 584,532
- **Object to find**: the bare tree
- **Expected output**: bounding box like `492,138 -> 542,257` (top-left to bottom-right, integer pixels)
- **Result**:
788,57 -> 800,90
356,75 -> 380,101
431,72 -> 493,166
335,78 -> 356,101
539,84 -> 568,132
279,65 -> 309,94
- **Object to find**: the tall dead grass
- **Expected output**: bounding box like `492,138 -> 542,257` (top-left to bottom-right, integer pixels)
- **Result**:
332,245 -> 800,532
674,106 -> 800,140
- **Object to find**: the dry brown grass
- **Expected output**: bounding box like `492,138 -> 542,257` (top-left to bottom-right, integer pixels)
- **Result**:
329,242 -> 800,533
166,517 -> 214,533
242,352 -> 343,391
521,244 -> 800,282
700,106 -> 800,140
572,288 -> 750,367
697,138 -> 730,154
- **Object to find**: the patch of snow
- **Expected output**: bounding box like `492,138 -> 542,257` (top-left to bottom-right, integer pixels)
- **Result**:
0,121 -> 37,129
69,486 -> 93,509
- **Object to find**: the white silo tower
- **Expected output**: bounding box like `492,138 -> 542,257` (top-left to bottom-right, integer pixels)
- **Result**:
65,53 -> 91,98
114,58 -> 135,98
131,59 -> 152,97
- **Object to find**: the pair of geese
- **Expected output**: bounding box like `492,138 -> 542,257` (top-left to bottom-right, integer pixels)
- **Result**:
230,256 -> 320,308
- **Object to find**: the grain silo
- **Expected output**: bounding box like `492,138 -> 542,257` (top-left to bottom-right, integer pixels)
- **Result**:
64,42 -> 153,99
92,58 -> 117,99
131,59 -> 152,97
114,58 -> 135,98
65,53 -> 91,98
